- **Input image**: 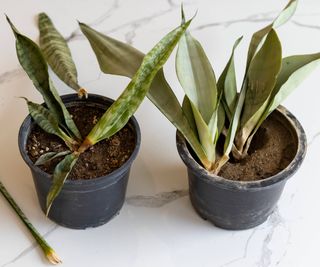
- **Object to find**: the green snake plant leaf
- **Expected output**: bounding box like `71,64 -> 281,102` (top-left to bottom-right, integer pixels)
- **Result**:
269,53 -> 320,113
236,29 -> 282,152
242,52 -> 320,155
79,19 -> 196,149
190,101 -> 215,162
35,151 -> 71,166
38,13 -> 87,98
176,31 -> 217,123
182,96 -> 197,136
23,98 -> 76,149
79,22 -> 210,169
246,0 -> 297,68
46,153 -> 78,215
0,181 -> 61,264
7,16 -> 81,141
217,36 -> 243,120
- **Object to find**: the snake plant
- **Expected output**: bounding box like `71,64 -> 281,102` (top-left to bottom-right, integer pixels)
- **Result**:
79,0 -> 320,174
7,14 -> 191,214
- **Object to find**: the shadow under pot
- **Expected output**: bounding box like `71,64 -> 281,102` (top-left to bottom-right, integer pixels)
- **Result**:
18,94 -> 141,229
176,106 -> 306,230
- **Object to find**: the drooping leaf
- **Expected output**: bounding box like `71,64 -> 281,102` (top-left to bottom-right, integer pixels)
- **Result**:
246,0 -> 297,67
23,99 -> 76,149
35,151 -> 71,166
176,31 -> 217,123
46,153 -> 78,215
218,36 -> 243,120
0,181 -> 61,264
236,29 -> 282,151
79,20 -> 193,146
79,22 -> 210,169
39,13 -> 87,98
7,16 -> 81,141
268,53 -> 320,113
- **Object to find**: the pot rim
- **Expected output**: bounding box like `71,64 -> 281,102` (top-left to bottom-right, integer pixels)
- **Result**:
18,93 -> 141,187
176,105 -> 307,190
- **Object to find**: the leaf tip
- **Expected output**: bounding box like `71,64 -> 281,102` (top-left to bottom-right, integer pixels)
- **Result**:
46,249 -> 62,265
77,88 -> 88,99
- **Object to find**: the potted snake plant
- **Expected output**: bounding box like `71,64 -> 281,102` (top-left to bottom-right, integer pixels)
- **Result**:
8,13 -> 191,229
79,0 -> 319,229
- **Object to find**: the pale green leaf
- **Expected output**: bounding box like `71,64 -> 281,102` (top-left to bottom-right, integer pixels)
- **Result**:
268,53 -> 320,113
35,151 -> 71,166
190,101 -> 215,162
82,19 -> 193,146
176,31 -> 217,123
38,13 -> 87,98
218,36 -> 243,120
79,22 -> 210,169
182,96 -> 197,136
246,0 -> 297,67
46,153 -> 78,215
237,29 -> 282,151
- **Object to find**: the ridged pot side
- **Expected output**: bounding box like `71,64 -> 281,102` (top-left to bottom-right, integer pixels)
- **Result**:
18,94 -> 141,229
176,106 -> 306,230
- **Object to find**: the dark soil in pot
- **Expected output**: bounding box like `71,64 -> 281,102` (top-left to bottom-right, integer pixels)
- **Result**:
176,106 -> 306,230
27,106 -> 136,179
19,94 -> 141,229
219,111 -> 297,181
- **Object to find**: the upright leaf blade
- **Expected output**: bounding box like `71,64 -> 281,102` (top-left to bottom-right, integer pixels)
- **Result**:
246,0 -> 297,67
79,22 -> 210,169
7,16 -> 81,141
176,31 -> 217,123
218,36 -> 242,120
39,13 -> 87,98
237,29 -> 282,151
81,19 -> 193,147
46,153 -> 78,215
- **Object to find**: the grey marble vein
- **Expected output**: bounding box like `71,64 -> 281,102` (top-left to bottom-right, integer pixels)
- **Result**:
1,224 -> 59,267
292,20 -> 320,31
67,7 -> 178,43
126,189 -> 188,208
307,131 -> 320,146
193,12 -> 276,31
0,68 -> 24,85
219,228 -> 258,267
256,208 -> 283,267
65,0 -> 120,42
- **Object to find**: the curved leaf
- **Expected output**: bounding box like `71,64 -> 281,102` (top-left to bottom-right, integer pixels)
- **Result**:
7,16 -> 81,141
269,53 -> 320,113
246,0 -> 297,67
79,22 -> 210,169
176,31 -> 217,123
237,29 -> 282,151
35,151 -> 71,166
24,99 -> 75,149
80,19 -> 193,146
39,13 -> 87,98
46,153 -> 78,215
218,36 -> 243,120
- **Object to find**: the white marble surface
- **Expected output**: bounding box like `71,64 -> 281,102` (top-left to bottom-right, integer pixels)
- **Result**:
0,0 -> 320,266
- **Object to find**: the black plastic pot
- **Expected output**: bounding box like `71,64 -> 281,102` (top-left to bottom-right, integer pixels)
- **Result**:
18,94 -> 141,229
176,106 -> 306,230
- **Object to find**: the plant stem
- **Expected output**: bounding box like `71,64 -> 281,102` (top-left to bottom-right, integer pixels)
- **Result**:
0,180 -> 61,265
